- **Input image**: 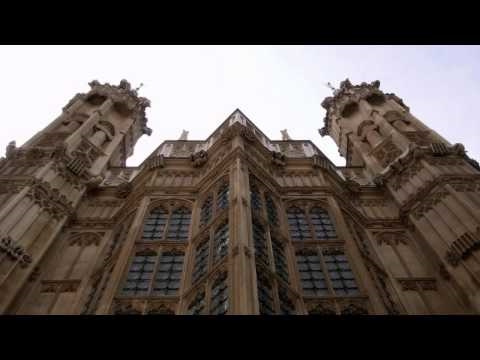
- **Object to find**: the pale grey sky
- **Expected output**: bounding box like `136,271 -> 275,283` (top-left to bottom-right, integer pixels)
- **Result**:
1,45 -> 479,167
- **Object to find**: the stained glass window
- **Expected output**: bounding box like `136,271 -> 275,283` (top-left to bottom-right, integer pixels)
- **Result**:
271,235 -> 289,284
187,291 -> 206,315
296,250 -> 328,297
253,220 -> 269,266
265,193 -> 278,226
256,271 -> 275,315
152,251 -> 184,296
250,184 -> 262,211
322,250 -> 359,296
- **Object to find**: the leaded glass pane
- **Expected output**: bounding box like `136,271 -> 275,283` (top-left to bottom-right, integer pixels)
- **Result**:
187,291 -> 206,315
279,286 -> 296,314
192,239 -> 209,284
152,251 -> 184,296
216,182 -> 229,211
213,222 -> 229,263
250,184 -> 262,211
253,220 -> 269,266
265,193 -> 278,226
166,207 -> 191,241
322,250 -> 359,296
296,251 -> 329,297
210,272 -> 228,315
141,208 -> 168,241
271,235 -> 289,284
287,207 -> 311,241
122,251 -> 157,296
310,207 -> 337,240
200,194 -> 213,227
256,271 -> 275,315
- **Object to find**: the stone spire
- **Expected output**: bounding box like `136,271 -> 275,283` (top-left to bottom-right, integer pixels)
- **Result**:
179,130 -> 189,141
280,129 -> 291,141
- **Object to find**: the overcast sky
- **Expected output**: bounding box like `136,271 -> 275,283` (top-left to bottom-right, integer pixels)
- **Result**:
1,45 -> 479,167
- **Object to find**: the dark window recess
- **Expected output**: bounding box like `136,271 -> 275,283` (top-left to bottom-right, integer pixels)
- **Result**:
253,220 -> 269,266
256,271 -> 275,315
210,272 -> 228,315
152,251 -> 184,296
296,250 -> 329,297
278,286 -> 296,314
122,251 -> 157,296
322,250 -> 359,296
213,222 -> 229,263
250,185 -> 262,211
142,208 -> 168,241
216,182 -> 229,211
310,207 -> 337,240
265,193 -> 278,226
166,207 -> 191,241
287,207 -> 311,241
192,239 -> 209,284
187,291 -> 206,315
271,236 -> 289,284
200,194 -> 213,226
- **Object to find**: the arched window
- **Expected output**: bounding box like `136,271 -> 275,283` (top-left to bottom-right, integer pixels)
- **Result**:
287,205 -> 337,242
287,207 -> 311,241
213,222 -> 229,263
142,208 -> 168,241
271,235 -> 289,284
296,249 -> 328,297
200,195 -> 213,226
166,207 -> 191,241
216,182 -> 229,211
265,193 -> 278,226
310,207 -> 337,240
256,272 -> 275,315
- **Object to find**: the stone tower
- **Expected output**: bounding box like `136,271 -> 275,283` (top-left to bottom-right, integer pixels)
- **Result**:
1,79 -> 479,314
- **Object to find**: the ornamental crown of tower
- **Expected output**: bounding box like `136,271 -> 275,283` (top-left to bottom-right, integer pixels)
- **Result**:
0,78 -> 480,315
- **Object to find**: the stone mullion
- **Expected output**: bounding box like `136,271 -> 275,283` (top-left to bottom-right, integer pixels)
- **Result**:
229,157 -> 257,314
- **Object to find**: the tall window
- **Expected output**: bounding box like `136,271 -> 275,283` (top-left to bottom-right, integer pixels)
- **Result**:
192,239 -> 209,284
213,222 -> 229,263
199,178 -> 229,228
265,193 -> 278,226
142,208 -> 168,241
250,184 -> 262,210
256,272 -> 275,315
253,219 -> 269,266
271,235 -> 289,284
210,272 -> 228,315
295,248 -> 359,297
287,205 -> 337,242
122,249 -> 185,297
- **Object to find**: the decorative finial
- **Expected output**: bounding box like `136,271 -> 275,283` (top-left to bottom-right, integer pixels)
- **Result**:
280,129 -> 291,141
179,130 -> 189,141
135,83 -> 144,92
325,82 -> 336,93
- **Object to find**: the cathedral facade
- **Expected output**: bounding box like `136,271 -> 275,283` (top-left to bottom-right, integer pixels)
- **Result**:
1,79 -> 480,315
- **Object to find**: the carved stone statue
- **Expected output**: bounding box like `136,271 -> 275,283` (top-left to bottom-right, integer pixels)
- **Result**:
179,130 -> 189,141
6,141 -> 16,159
280,129 -> 291,141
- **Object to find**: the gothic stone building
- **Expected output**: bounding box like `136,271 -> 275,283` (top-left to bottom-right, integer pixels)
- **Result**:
1,79 -> 480,315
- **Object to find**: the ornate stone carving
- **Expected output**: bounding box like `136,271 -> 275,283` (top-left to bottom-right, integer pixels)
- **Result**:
445,229 -> 480,266
40,279 -> 81,293
312,154 -> 331,170
0,179 -> 28,195
36,132 -> 70,147
147,154 -> 165,170
191,150 -> 208,168
430,142 -> 449,156
424,157 -> 465,166
390,162 -> 422,190
6,141 -> 17,159
411,187 -> 449,220
271,151 -> 286,167
402,131 -> 432,147
340,303 -> 369,315
0,236 -> 32,267
25,179 -> 75,220
52,161 -> 84,190
397,278 -> 437,291
69,232 -> 103,246
307,302 -> 336,315
376,232 -> 408,246
115,182 -> 132,198
372,139 -> 402,167
146,303 -> 175,315
112,301 -> 142,315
